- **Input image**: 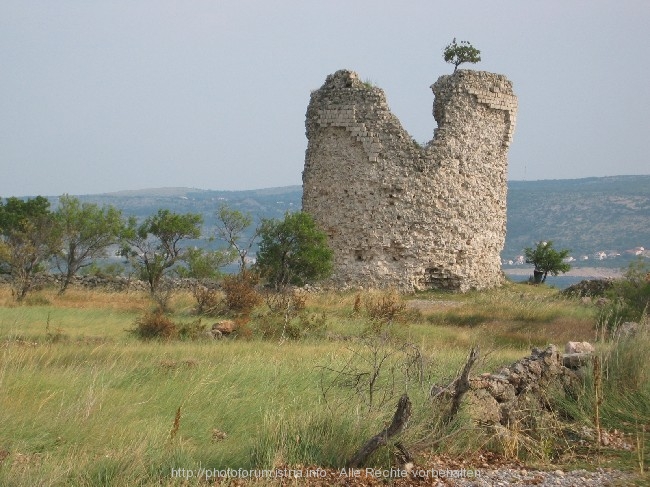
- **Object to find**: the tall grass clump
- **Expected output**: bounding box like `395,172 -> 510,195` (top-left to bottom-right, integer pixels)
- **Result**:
597,259 -> 650,337
555,331 -> 650,457
256,289 -> 327,340
250,411 -> 364,468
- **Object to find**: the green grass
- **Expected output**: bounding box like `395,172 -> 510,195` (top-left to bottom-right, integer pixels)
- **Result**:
0,283 -> 647,485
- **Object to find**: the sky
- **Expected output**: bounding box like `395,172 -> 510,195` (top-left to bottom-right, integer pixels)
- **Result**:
1,1 -> 649,197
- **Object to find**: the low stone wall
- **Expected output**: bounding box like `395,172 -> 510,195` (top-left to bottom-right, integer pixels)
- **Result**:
0,273 -> 219,293
464,345 -> 583,426
430,345 -> 592,428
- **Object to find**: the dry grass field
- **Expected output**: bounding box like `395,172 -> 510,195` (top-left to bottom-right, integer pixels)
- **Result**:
0,282 -> 647,485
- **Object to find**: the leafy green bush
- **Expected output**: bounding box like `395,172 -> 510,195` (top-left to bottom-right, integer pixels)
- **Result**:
176,319 -> 207,340
613,259 -> 650,319
255,212 -> 332,289
598,259 -> 650,335
443,38 -> 481,72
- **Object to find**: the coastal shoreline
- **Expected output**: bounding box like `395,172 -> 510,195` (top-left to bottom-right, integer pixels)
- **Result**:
503,267 -> 622,279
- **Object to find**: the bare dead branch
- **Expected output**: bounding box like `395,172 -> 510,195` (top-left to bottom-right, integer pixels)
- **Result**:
347,394 -> 412,468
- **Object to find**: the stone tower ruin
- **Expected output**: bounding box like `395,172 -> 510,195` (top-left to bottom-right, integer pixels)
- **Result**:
302,69 -> 517,291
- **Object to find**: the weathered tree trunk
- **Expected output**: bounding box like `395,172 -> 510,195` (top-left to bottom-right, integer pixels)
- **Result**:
347,394 -> 412,468
448,346 -> 480,420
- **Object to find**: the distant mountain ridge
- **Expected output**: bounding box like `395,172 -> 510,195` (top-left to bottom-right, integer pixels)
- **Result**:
69,176 -> 649,265
505,175 -> 649,260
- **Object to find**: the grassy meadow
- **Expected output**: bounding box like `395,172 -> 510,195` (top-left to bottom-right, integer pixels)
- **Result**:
0,282 -> 647,485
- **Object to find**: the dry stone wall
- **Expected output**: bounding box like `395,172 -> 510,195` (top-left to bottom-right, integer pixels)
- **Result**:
302,69 -> 518,291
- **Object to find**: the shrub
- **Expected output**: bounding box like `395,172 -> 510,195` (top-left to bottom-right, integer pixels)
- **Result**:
132,310 -> 177,340
192,284 -> 224,316
255,211 -> 332,289
264,289 -> 307,316
176,319 -> 207,340
364,290 -> 406,324
221,271 -> 262,315
256,289 -> 325,340
612,259 -> 650,319
443,38 -> 481,72
80,261 -> 126,278
256,312 -> 326,341
598,259 -> 650,336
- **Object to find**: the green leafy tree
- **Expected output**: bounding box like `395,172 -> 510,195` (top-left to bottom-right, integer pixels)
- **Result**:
215,204 -> 259,272
524,241 -> 571,284
443,38 -> 481,72
0,196 -> 51,234
0,196 -> 59,301
120,210 -> 203,294
255,211 -> 333,289
53,195 -> 125,294
175,247 -> 236,280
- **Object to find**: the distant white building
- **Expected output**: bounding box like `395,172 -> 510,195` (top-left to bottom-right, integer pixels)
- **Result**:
580,255 -> 589,261
594,251 -> 607,260
624,247 -> 645,256
563,256 -> 575,263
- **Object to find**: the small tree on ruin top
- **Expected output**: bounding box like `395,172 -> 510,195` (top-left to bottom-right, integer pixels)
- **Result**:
444,38 -> 481,72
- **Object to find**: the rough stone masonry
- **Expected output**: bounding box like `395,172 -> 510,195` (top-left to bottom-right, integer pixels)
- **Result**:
302,69 -> 518,291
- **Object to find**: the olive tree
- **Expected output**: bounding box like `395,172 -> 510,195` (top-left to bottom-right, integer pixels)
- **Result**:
54,195 -> 125,294
0,196 -> 59,301
214,204 -> 259,272
175,247 -> 236,280
524,241 -> 571,284
443,38 -> 481,72
120,209 -> 203,295
255,211 -> 332,289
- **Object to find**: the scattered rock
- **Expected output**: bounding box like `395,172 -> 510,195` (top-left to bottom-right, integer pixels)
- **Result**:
616,321 -> 639,339
208,329 -> 223,339
563,353 -> 592,369
562,278 -> 615,298
211,429 -> 228,441
212,320 -> 236,335
565,341 -> 595,354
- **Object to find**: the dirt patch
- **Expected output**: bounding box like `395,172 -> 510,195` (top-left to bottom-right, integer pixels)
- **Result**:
406,299 -> 463,312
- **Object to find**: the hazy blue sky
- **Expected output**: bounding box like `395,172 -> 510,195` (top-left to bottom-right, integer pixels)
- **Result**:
1,1 -> 648,196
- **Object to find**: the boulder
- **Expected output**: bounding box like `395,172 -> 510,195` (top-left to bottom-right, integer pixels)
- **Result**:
565,341 -> 595,354
563,353 -> 592,369
616,322 -> 639,339
212,320 -> 236,335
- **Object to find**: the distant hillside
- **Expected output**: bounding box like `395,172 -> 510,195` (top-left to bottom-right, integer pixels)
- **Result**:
70,176 -> 649,265
77,185 -> 303,235
505,175 -> 650,260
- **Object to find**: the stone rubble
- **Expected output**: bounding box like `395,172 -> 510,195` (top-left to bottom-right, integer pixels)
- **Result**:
461,345 -> 583,426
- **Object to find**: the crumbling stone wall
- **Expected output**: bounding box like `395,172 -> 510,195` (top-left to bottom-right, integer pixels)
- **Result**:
302,69 -> 518,291
465,345 -> 582,426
